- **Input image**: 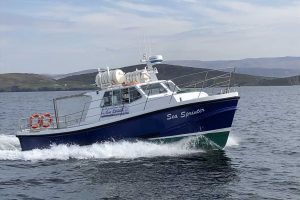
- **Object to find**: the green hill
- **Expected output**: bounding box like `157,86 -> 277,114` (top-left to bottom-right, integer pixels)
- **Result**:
0,73 -> 96,92
0,73 -> 58,92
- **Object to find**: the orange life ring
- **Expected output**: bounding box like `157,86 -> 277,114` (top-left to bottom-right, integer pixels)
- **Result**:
41,112 -> 53,128
29,113 -> 42,129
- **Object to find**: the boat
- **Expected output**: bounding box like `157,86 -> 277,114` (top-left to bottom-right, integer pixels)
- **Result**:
16,55 -> 240,151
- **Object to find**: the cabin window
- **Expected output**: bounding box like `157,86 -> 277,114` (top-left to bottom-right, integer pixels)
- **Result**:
121,87 -> 142,103
102,90 -> 123,107
129,87 -> 142,102
141,83 -> 167,96
102,87 -> 141,107
112,90 -> 122,105
121,88 -> 130,104
102,91 -> 112,107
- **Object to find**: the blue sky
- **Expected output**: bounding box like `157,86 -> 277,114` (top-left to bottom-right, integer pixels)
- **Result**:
0,0 -> 300,74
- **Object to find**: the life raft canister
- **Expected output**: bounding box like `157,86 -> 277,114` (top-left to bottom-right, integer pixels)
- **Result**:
29,113 -> 43,129
41,112 -> 53,128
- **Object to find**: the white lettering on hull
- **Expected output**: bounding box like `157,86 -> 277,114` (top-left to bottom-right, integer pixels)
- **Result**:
167,108 -> 205,120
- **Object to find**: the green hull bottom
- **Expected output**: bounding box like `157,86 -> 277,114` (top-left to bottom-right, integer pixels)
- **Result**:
150,131 -> 230,150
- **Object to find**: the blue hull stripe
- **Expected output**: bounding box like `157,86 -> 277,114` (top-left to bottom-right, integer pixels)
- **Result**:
17,96 -> 239,151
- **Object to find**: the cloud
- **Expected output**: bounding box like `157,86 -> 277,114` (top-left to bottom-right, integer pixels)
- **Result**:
115,1 -> 174,15
0,0 -> 300,73
0,24 -> 15,33
189,1 -> 300,26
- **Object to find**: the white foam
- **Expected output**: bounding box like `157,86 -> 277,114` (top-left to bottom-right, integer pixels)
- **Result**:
226,134 -> 240,147
0,134 -> 21,150
0,134 -> 201,161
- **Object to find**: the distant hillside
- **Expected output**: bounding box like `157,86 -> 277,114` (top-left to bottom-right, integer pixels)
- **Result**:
123,64 -> 267,87
166,57 -> 300,78
0,73 -> 58,92
1,64 -> 300,92
55,64 -> 281,87
45,56 -> 300,80
258,75 -> 300,86
57,72 -> 98,88
50,69 -> 98,80
0,73 -> 96,92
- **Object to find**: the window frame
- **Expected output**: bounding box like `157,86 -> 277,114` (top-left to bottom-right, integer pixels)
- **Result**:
101,86 -> 142,107
164,80 -> 181,93
101,90 -> 113,107
140,82 -> 168,96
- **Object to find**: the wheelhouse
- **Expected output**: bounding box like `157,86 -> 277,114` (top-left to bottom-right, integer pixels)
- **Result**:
100,80 -> 180,107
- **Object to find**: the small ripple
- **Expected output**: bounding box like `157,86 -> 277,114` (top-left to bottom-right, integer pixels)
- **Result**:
44,178 -> 69,184
17,194 -> 44,200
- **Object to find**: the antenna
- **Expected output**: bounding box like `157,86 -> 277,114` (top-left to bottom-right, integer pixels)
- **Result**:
138,33 -> 142,59
140,53 -> 147,63
149,37 -> 152,56
143,34 -> 147,58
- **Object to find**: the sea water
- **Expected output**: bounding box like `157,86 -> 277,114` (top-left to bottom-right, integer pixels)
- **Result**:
0,87 -> 299,199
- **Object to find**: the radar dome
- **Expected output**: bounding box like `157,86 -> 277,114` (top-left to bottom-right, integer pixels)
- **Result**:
148,55 -> 163,64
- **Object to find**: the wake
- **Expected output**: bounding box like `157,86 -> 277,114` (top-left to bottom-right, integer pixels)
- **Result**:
0,134 -> 239,161
0,134 -> 201,161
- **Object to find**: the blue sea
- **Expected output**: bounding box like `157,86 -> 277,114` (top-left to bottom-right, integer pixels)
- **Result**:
0,86 -> 299,199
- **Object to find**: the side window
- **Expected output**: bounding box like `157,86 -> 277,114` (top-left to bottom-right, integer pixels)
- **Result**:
129,87 -> 142,102
165,81 -> 180,92
141,83 -> 167,96
121,88 -> 129,104
102,88 -> 141,106
102,91 -> 112,107
112,90 -> 121,105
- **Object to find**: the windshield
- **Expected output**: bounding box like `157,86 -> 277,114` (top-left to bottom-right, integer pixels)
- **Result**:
164,81 -> 181,92
141,83 -> 167,96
